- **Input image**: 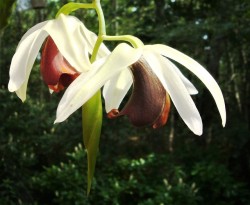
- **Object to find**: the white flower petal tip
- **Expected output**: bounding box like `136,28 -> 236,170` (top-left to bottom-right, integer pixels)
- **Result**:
222,109 -> 226,127
16,92 -> 26,102
8,82 -> 17,93
189,118 -> 203,136
54,119 -> 60,124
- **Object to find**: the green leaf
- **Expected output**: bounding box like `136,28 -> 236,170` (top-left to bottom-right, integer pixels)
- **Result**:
82,90 -> 102,195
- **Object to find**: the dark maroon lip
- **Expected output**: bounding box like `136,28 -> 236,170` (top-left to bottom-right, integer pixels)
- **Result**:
40,36 -> 80,92
107,57 -> 170,128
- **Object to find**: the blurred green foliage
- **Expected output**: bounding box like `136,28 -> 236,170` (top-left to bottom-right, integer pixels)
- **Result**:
0,0 -> 15,30
1,0 -> 250,204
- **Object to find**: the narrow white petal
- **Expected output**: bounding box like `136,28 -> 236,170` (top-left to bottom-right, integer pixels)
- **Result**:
55,43 -> 142,123
170,62 -> 198,95
103,69 -> 133,112
43,14 -> 92,73
8,29 -> 48,101
149,44 -> 226,127
144,47 -> 198,95
143,50 -> 203,135
15,75 -> 30,101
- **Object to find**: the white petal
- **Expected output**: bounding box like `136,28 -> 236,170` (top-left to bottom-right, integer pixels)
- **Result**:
103,69 -> 133,112
79,25 -> 110,58
17,21 -> 48,48
8,29 -> 48,101
55,43 -> 142,123
149,44 -> 226,127
170,62 -> 198,95
43,14 -> 94,73
144,47 -> 198,95
143,50 -> 203,135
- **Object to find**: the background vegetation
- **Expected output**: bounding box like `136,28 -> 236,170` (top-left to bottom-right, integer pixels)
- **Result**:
1,0 -> 250,204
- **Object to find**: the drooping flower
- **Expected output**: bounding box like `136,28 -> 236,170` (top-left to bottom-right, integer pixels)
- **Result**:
55,43 -> 226,135
8,14 -> 109,101
106,56 -> 171,129
40,36 -> 80,92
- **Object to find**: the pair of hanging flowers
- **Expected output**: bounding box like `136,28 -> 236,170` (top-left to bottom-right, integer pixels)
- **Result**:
8,1 -> 226,193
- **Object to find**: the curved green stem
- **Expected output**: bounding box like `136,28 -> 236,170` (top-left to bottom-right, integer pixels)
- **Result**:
91,34 -> 144,63
94,0 -> 106,36
56,2 -> 95,18
90,37 -> 103,63
103,35 -> 144,48
90,0 -> 106,63
91,0 -> 144,61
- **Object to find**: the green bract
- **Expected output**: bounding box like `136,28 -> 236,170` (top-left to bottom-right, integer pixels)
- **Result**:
82,91 -> 102,195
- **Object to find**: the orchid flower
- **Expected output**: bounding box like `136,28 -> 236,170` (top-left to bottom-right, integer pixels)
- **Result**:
55,43 -> 226,136
8,14 -> 109,100
8,0 -> 227,194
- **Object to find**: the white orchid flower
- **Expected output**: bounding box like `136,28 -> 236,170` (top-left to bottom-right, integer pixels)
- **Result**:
8,14 -> 110,101
55,43 -> 226,135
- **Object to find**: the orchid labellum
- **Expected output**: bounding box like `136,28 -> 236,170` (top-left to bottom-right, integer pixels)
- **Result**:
107,57 -> 171,129
40,36 -> 80,92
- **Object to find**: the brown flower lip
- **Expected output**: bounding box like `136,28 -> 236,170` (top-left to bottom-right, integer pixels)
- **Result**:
40,36 -> 80,92
107,57 -> 171,129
